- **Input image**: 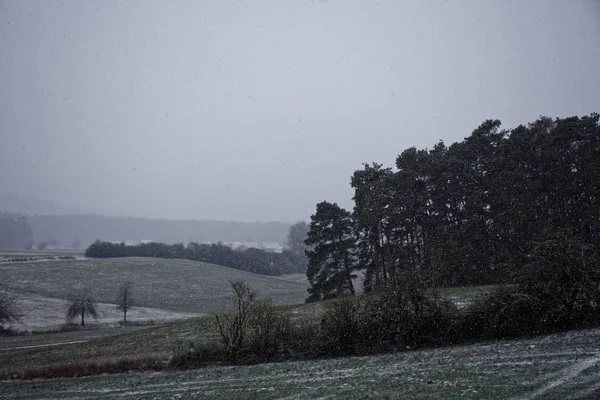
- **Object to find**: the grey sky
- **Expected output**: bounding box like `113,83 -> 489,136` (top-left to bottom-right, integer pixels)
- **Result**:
1,0 -> 599,222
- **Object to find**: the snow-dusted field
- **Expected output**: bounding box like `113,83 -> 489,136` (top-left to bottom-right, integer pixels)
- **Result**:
0,257 -> 309,315
2,328 -> 600,399
4,294 -> 204,332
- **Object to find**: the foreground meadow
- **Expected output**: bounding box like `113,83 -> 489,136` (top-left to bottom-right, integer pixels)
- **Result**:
2,328 -> 599,399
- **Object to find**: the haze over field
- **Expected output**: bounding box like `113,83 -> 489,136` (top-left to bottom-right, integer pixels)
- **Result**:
1,1 -> 599,222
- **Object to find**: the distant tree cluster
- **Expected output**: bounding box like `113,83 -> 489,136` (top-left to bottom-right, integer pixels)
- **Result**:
284,221 -> 310,272
0,213 -> 33,249
85,240 -> 306,276
26,215 -> 289,250
306,114 -> 600,300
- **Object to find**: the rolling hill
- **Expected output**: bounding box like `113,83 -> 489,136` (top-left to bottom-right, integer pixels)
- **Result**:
0,257 -> 309,316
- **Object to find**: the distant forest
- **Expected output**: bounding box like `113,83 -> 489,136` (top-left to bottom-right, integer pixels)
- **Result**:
305,114 -> 600,300
84,240 -> 306,276
17,215 -> 289,249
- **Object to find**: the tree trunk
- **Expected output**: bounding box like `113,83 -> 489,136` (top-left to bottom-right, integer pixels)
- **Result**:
81,311 -> 85,327
124,310 -> 127,323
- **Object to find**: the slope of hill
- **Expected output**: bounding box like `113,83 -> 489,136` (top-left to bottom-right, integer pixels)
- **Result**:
1,325 -> 599,399
0,258 -> 309,315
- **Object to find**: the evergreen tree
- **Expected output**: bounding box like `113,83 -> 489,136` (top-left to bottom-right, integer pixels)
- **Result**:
305,202 -> 356,301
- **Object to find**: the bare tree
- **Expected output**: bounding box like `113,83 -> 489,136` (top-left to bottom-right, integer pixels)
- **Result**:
116,281 -> 134,323
66,287 -> 98,327
214,280 -> 291,362
286,221 -> 309,257
0,289 -> 21,327
214,280 -> 257,360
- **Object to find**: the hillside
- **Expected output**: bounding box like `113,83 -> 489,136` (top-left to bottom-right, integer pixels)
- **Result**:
1,323 -> 599,398
0,258 -> 309,315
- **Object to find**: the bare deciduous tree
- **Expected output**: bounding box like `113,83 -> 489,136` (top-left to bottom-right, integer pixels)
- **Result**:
0,289 -> 21,327
116,280 -> 134,323
215,280 -> 258,360
214,280 -> 290,362
66,287 -> 98,327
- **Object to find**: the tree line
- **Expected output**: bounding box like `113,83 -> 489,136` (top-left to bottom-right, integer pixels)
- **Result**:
26,214 -> 289,249
84,240 -> 307,276
306,114 -> 600,300
173,230 -> 600,368
0,213 -> 33,250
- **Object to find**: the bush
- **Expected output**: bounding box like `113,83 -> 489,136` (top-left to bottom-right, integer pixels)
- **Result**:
359,285 -> 458,350
245,298 -> 292,361
319,273 -> 458,356
459,232 -> 600,341
460,287 -> 545,340
214,280 -> 294,363
169,341 -> 225,369
320,296 -> 363,356
519,230 -> 600,330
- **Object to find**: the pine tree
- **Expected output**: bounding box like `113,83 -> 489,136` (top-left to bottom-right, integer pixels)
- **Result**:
305,202 -> 356,302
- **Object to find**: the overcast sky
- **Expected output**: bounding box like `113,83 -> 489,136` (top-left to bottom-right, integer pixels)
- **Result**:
1,0 -> 599,222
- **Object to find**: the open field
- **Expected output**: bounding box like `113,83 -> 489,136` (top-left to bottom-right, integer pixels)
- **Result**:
0,299 -> 327,376
2,328 -> 599,399
0,250 -> 84,258
0,254 -> 558,399
0,255 -> 309,378
4,294 -> 203,332
0,250 -> 84,264
0,317 -> 215,375
0,257 -> 309,317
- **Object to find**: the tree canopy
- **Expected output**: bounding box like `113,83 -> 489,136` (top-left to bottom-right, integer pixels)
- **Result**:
305,202 -> 356,301
0,213 -> 33,249
305,114 -> 600,300
85,240 -> 306,276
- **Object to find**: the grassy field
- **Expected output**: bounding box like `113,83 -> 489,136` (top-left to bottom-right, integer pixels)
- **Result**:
0,257 -> 309,316
1,327 -> 599,399
0,317 -> 214,375
4,255 -> 595,398
0,255 -> 308,378
0,250 -> 84,257
5,294 -> 203,332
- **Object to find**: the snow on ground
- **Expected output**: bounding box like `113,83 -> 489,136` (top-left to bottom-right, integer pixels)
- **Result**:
5,294 -> 204,332
3,328 -> 600,399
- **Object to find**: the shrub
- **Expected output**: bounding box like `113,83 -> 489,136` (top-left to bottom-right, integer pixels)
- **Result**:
245,298 -> 292,361
519,230 -> 600,330
320,296 -> 362,356
461,287 -> 545,340
214,280 -> 294,363
319,272 -> 458,356
460,232 -> 600,341
359,284 -> 458,350
169,341 -> 225,369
